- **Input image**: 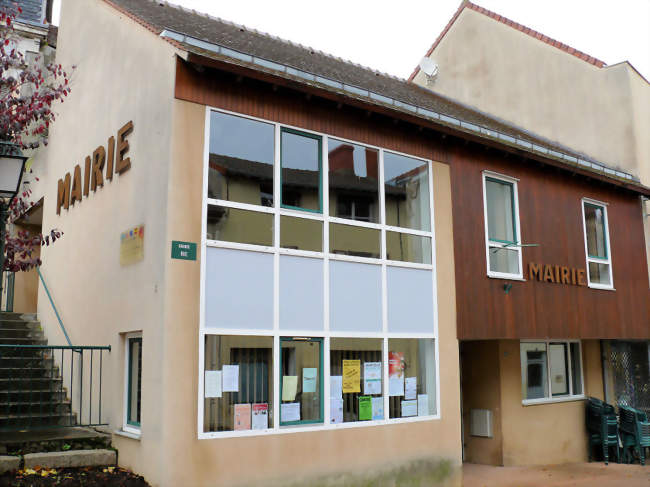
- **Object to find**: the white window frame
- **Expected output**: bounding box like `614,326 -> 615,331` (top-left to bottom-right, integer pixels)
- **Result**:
482,171 -> 524,280
520,339 -> 585,406
198,106 -> 441,439
122,332 -> 142,436
581,197 -> 614,290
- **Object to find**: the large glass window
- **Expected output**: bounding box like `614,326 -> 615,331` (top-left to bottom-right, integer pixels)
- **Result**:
520,341 -> 583,402
483,173 -> 522,278
280,337 -> 323,425
281,129 -> 322,213
384,152 -> 431,231
208,111 -> 274,207
388,339 -> 437,418
582,200 -> 613,288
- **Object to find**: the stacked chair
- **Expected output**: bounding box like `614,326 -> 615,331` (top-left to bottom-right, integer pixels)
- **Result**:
619,405 -> 650,465
586,397 -> 620,464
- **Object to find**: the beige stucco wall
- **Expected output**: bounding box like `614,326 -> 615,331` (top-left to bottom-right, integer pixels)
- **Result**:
413,8 -> 650,185
498,339 -> 603,466
33,0 -> 179,482
154,99 -> 462,487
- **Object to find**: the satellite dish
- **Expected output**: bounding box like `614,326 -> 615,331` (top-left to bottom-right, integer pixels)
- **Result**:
419,57 -> 439,86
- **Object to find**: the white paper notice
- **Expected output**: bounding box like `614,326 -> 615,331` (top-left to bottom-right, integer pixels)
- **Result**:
204,370 -> 222,398
330,398 -> 344,424
405,377 -> 417,400
281,402 -> 301,422
363,362 -> 382,395
371,397 -> 384,420
389,376 -> 404,397
417,394 -> 429,416
401,399 -> 417,417
330,376 -> 343,399
252,403 -> 268,430
222,365 -> 239,392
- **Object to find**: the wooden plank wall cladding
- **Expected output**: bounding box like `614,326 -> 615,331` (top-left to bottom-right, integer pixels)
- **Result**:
175,58 -> 650,340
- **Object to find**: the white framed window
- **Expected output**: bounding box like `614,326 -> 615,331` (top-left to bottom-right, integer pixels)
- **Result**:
198,106 -> 440,439
581,198 -> 613,289
482,171 -> 523,279
520,340 -> 584,405
123,332 -> 142,435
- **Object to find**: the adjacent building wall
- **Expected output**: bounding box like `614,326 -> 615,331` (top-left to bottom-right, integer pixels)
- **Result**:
412,7 -> 650,185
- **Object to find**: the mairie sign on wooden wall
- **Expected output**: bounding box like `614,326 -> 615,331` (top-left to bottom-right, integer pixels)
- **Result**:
528,262 -> 587,286
56,121 -> 133,215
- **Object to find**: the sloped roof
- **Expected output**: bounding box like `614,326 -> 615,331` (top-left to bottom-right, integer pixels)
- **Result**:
101,0 -> 648,194
408,1 -> 606,82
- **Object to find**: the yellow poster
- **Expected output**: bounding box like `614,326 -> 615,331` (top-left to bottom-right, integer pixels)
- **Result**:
120,225 -> 145,266
342,359 -> 361,393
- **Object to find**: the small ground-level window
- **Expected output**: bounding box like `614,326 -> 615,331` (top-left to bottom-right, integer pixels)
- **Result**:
520,341 -> 583,403
124,333 -> 142,433
388,339 -> 437,418
203,335 -> 274,432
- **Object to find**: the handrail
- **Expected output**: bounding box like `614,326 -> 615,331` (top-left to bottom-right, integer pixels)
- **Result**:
36,267 -> 72,346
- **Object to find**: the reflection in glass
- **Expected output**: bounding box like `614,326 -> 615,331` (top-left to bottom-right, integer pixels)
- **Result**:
520,343 -> 548,400
588,262 -> 611,286
206,205 -> 273,246
328,139 -> 379,223
329,223 -> 380,258
584,204 -> 607,259
280,338 -> 323,424
489,247 -> 519,275
386,231 -> 432,264
330,338 -> 383,423
208,111 -> 274,207
281,129 -> 322,212
549,343 -> 569,396
280,216 -> 322,252
387,339 -> 436,418
203,335 -> 273,432
486,178 -> 516,243
384,152 -> 430,231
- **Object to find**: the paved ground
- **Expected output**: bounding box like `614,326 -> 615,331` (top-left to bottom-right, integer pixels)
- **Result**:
463,462 -> 650,486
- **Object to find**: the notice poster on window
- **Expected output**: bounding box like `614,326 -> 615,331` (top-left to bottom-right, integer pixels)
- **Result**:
372,396 -> 384,420
282,376 -> 298,401
330,398 -> 344,424
388,352 -> 405,396
363,362 -> 382,395
330,376 -> 343,399
204,370 -> 222,398
417,394 -> 429,417
281,402 -> 301,422
252,403 -> 268,430
405,377 -> 417,400
222,365 -> 239,392
234,403 -> 251,430
358,396 -> 372,421
401,399 -> 417,417
303,368 -> 318,393
342,359 -> 361,393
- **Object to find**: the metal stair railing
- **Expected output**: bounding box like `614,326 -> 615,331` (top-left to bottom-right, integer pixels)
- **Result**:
37,268 -> 72,347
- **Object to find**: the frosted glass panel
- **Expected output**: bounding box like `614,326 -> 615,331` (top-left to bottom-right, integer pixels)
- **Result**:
387,267 -> 434,333
330,261 -> 382,332
279,256 -> 324,330
205,247 -> 273,329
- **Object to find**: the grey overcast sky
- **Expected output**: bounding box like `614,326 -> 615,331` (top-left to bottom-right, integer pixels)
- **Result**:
52,0 -> 650,81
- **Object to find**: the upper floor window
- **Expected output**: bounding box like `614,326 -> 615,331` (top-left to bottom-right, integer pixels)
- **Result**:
582,199 -> 613,289
482,172 -> 522,279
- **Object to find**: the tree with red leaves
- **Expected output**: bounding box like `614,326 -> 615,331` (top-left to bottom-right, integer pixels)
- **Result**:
0,4 -> 72,274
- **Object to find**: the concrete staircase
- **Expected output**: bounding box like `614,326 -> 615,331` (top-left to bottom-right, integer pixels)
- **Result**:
0,311 -> 76,430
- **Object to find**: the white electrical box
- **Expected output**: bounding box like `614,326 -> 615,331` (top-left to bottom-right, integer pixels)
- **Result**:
470,409 -> 493,438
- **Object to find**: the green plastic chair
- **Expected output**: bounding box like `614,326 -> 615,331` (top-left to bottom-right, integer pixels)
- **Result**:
619,405 -> 650,465
586,397 -> 620,464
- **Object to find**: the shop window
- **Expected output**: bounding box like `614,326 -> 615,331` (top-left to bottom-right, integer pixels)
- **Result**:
520,341 -> 583,403
328,139 -> 379,223
280,337 -> 323,425
124,333 -> 142,434
281,129 -> 322,213
384,152 -> 431,231
385,231 -> 432,264
387,339 -> 437,418
582,199 -> 613,289
482,172 -> 522,279
208,111 -> 274,207
329,338 -> 383,423
206,206 -> 273,247
203,335 -> 274,432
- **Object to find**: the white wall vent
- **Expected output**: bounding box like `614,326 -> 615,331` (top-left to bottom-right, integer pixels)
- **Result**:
470,409 -> 493,438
